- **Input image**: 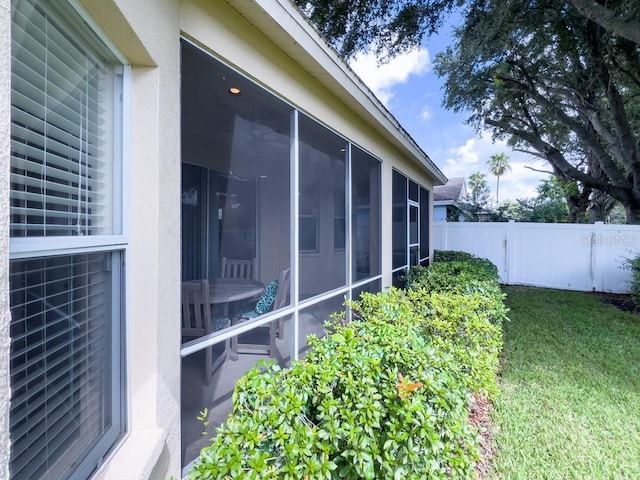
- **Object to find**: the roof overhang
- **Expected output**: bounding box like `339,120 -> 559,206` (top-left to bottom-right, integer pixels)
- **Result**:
224,0 -> 447,185
434,200 -> 460,207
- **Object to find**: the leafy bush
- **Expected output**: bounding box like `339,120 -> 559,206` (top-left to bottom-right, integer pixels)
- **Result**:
188,254 -> 505,479
433,251 -> 499,280
354,287 -> 504,398
434,250 -> 478,263
623,254 -> 640,307
407,261 -> 499,294
189,315 -> 478,479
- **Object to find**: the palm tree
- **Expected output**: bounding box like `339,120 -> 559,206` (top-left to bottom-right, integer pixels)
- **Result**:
487,153 -> 511,206
467,172 -> 488,208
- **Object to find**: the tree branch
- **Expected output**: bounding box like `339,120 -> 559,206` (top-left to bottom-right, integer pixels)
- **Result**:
523,165 -> 555,175
485,118 -> 632,203
496,72 -> 630,187
586,22 -> 639,171
569,0 -> 640,45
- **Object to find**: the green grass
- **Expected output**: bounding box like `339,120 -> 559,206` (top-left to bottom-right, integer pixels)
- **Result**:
491,286 -> 640,479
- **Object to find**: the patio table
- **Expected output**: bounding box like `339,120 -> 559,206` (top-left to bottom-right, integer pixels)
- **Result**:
206,278 -> 265,306
183,278 -> 265,325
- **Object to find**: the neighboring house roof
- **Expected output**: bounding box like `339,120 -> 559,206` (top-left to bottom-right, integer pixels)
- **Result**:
225,0 -> 447,185
433,177 -> 467,204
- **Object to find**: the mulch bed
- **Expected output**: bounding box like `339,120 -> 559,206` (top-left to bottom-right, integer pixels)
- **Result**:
589,292 -> 638,314
469,393 -> 494,480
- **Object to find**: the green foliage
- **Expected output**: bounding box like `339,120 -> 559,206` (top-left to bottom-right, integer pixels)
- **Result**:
418,251 -> 500,287
434,249 -> 481,263
291,0 -> 456,60
465,172 -> 491,212
623,254 -> 640,307
487,153 -> 511,205
434,0 -> 640,223
491,197 -> 570,223
188,255 -> 505,479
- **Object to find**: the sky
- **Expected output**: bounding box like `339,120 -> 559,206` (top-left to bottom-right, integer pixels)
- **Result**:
348,14 -> 551,204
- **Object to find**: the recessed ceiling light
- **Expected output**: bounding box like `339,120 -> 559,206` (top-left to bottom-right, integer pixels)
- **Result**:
228,87 -> 241,96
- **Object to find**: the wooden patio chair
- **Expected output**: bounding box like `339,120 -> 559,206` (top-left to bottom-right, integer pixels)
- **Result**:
181,279 -> 230,385
231,268 -> 290,358
220,257 -> 256,280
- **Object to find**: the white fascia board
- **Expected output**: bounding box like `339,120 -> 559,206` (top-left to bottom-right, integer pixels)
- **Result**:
434,200 -> 456,207
225,0 -> 447,185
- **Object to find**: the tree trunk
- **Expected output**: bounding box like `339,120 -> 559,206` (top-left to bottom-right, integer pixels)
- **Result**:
589,204 -> 605,223
625,204 -> 640,225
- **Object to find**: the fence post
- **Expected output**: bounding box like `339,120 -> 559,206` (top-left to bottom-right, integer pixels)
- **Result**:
592,221 -> 604,292
441,219 -> 448,250
505,220 -> 515,285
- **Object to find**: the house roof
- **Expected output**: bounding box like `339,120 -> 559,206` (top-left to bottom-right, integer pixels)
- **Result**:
225,0 -> 447,185
433,177 -> 466,202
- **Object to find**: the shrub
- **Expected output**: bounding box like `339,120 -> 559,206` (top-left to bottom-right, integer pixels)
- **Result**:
403,251 -> 499,288
188,254 -> 505,479
407,261 -> 499,294
434,250 -> 478,263
433,250 -> 499,281
189,314 -> 478,479
354,288 -> 504,398
623,254 -> 640,307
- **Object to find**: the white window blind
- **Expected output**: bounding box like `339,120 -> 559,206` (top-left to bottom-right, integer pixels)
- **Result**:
9,253 -> 118,480
11,0 -> 118,237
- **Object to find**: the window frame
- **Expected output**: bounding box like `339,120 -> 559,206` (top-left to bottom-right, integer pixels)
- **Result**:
392,169 -> 430,275
8,0 -> 130,478
178,39 -> 384,360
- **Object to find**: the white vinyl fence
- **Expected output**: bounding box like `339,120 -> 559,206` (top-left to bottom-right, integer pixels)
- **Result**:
433,221 -> 640,293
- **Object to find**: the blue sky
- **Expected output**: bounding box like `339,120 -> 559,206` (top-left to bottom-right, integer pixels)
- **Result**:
348,14 -> 551,203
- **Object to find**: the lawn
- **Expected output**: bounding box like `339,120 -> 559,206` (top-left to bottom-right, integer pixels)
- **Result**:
490,286 -> 640,479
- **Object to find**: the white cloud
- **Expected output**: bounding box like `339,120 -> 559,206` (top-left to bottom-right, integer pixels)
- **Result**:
349,47 -> 431,105
438,132 -> 551,202
419,106 -> 433,123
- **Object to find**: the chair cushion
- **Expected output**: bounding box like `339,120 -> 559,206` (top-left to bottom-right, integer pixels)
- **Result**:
254,279 -> 278,315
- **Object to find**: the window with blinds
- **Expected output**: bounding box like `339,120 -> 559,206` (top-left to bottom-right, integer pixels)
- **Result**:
10,0 -> 119,237
9,0 -> 126,479
9,253 -> 120,480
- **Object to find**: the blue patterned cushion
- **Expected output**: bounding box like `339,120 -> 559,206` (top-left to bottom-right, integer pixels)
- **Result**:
254,279 -> 278,315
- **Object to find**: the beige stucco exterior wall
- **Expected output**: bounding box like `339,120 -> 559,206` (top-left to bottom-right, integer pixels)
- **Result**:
1,0 -> 438,479
0,0 -> 11,477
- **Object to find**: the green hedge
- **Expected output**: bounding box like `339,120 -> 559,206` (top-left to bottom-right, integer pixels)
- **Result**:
624,254 -> 640,307
188,252 -> 505,479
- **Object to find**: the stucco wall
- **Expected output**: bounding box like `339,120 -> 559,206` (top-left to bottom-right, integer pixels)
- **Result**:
0,0 -> 11,477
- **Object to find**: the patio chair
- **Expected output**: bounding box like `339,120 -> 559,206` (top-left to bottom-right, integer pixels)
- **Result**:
181,280 -> 230,385
220,257 -> 256,280
231,268 -> 290,358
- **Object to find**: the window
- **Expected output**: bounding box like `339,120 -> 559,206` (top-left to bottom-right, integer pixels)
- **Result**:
10,1 -> 126,479
392,171 -> 430,284
298,114 -> 347,298
351,147 -> 381,280
419,187 -> 430,264
392,170 -> 407,271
